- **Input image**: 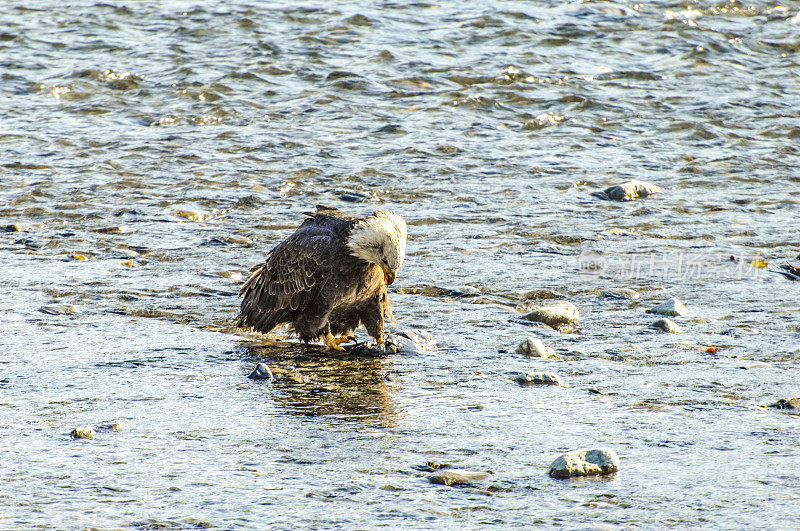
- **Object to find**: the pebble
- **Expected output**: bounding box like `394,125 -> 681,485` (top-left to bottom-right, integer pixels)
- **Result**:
71,426 -> 96,439
248,363 -> 274,379
767,398 -> 800,410
521,301 -> 579,331
592,179 -> 662,201
515,337 -> 559,359
649,318 -> 681,333
516,371 -> 563,386
548,448 -> 620,478
648,298 -> 688,317
4,223 -> 22,232
223,235 -> 253,245
428,469 -> 492,486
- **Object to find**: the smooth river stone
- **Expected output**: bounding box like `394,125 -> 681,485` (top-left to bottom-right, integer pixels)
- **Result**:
71,426 -> 96,439
428,469 -> 491,486
650,318 -> 681,333
521,301 -> 579,330
516,337 -> 558,359
649,298 -> 688,317
592,179 -> 663,201
248,363 -> 274,379
516,371 -> 563,386
548,448 -> 620,478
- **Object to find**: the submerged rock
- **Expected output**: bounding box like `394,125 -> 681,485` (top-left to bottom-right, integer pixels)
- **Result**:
516,371 -> 563,386
248,363 -> 274,379
71,426 -> 96,439
592,180 -> 662,201
649,318 -> 681,333
428,469 -> 491,486
648,298 -> 688,317
599,288 -> 641,300
521,301 -> 579,331
515,337 -> 559,359
767,398 -> 800,410
548,448 -> 620,478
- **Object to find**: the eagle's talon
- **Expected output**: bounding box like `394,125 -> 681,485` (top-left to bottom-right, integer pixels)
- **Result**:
324,333 -> 353,350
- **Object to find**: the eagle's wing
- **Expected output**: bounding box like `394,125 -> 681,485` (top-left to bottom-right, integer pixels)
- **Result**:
237,227 -> 335,334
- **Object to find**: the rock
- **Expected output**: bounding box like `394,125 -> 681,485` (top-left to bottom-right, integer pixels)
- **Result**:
767,398 -> 800,410
649,318 -> 680,333
516,371 -> 563,386
599,288 -> 641,300
248,363 -> 274,379
592,179 -> 662,201
4,223 -> 22,232
71,426 -> 96,439
428,469 -> 491,486
515,337 -> 559,359
548,448 -> 620,478
383,329 -> 437,354
521,301 -> 579,331
648,298 -> 688,317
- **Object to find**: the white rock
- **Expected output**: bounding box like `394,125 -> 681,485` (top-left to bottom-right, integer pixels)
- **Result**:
548,448 -> 620,478
592,180 -> 662,201
649,298 -> 688,317
428,469 -> 491,486
516,337 -> 558,359
650,318 -> 680,333
521,301 -> 579,331
599,288 -> 641,300
516,371 -> 563,386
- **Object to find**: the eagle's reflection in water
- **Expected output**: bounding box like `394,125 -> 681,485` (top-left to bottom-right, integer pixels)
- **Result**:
244,340 -> 398,427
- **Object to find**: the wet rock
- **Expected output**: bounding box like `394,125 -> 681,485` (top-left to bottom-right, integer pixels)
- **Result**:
599,288 -> 641,300
648,298 -> 688,317
71,426 -> 96,439
523,289 -> 564,300
4,223 -> 22,232
592,179 -> 662,201
521,301 -> 579,330
649,318 -> 680,333
248,363 -> 273,380
428,469 -> 491,486
516,371 -> 563,386
548,448 -> 620,478
222,235 -> 253,245
767,398 -> 800,410
515,337 -> 559,359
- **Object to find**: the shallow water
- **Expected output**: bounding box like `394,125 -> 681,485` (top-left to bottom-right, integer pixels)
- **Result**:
2,1 -> 800,528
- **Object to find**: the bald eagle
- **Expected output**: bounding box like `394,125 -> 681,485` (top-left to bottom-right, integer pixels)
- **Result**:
237,205 -> 408,350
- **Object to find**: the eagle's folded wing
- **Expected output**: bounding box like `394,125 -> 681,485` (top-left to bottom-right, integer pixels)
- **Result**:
237,232 -> 333,333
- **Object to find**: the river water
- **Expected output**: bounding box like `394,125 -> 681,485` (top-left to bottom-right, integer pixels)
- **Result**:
2,1 -> 799,528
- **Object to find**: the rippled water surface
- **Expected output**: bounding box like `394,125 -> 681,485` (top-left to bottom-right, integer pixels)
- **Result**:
2,1 -> 800,528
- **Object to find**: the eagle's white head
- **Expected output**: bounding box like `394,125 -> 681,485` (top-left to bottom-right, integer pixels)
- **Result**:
347,210 -> 407,285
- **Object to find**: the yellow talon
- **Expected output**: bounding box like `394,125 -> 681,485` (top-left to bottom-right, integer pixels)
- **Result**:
324,333 -> 352,351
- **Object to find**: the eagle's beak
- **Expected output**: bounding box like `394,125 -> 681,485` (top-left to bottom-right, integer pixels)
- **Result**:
384,271 -> 395,286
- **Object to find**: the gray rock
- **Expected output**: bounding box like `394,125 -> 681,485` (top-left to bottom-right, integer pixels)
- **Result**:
428,469 -> 491,486
649,318 -> 681,333
71,426 -> 96,439
592,180 -> 662,201
599,288 -> 641,300
768,398 -> 800,410
515,337 -> 559,359
548,448 -> 620,478
649,298 -> 688,317
248,363 -> 274,379
516,371 -> 563,386
521,301 -> 579,331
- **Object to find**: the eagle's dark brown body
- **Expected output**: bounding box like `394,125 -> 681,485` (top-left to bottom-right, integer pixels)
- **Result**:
237,206 -> 392,345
